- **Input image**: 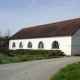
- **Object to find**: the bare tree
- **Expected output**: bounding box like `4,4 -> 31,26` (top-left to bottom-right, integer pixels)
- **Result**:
4,29 -> 11,37
0,30 -> 1,37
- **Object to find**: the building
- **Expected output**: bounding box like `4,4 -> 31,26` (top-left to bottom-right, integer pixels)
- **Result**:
9,18 -> 80,55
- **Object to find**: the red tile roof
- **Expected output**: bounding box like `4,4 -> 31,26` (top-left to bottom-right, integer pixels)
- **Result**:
10,18 -> 80,40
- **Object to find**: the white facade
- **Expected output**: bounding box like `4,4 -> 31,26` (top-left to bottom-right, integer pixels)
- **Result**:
71,28 -> 80,55
9,36 -> 72,55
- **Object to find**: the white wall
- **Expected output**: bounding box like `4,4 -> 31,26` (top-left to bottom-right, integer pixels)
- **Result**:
72,28 -> 80,55
9,36 -> 71,55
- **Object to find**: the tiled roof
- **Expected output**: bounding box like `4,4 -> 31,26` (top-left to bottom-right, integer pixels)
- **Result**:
10,18 -> 80,40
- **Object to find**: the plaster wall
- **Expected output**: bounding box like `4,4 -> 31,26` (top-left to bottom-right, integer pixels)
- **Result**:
72,28 -> 80,55
9,36 -> 71,55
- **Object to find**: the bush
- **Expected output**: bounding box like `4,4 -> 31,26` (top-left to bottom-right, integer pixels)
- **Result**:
3,49 -> 64,58
0,49 -> 65,64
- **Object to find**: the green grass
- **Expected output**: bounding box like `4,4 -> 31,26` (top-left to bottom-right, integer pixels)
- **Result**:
0,54 -> 14,64
0,54 -> 44,64
50,63 -> 80,80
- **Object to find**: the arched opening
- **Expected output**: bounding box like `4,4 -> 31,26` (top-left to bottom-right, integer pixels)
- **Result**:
28,42 -> 32,48
19,42 -> 23,48
52,41 -> 59,49
38,41 -> 44,49
12,42 -> 16,48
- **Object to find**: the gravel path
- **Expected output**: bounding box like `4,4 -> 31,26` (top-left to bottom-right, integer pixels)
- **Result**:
0,57 -> 80,80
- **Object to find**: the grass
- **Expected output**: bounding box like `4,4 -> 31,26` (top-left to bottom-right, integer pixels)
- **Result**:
0,54 -> 13,64
50,63 -> 80,80
0,54 -> 44,64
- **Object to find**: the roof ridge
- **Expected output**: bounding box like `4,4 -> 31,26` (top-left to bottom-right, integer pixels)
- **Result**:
23,18 -> 80,29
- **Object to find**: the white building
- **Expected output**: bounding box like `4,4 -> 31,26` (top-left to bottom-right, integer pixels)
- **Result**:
9,18 -> 80,55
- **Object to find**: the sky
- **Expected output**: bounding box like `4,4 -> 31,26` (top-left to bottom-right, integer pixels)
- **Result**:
0,0 -> 80,36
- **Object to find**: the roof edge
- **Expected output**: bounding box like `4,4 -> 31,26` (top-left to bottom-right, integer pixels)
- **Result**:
23,18 -> 80,29
9,35 -> 71,40
70,25 -> 80,36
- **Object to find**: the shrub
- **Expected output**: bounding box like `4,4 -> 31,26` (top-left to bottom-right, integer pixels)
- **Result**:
4,49 -> 64,58
0,50 -> 64,64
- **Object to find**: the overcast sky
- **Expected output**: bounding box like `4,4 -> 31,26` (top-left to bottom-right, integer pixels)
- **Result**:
0,0 -> 80,36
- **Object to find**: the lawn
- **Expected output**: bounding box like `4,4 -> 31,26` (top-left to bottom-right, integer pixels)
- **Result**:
50,63 -> 80,80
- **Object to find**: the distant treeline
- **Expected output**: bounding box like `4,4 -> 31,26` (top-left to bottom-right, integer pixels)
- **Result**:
0,36 -> 9,53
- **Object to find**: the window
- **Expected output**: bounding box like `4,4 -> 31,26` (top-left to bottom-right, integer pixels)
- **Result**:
12,42 -> 16,48
19,42 -> 23,48
52,41 -> 59,49
28,42 -> 32,48
38,41 -> 44,49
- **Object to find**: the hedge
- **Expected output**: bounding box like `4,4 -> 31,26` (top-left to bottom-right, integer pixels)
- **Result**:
1,49 -> 65,58
0,49 -> 65,64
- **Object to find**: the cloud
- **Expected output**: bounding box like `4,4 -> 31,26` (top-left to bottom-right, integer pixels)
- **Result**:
27,0 -> 37,10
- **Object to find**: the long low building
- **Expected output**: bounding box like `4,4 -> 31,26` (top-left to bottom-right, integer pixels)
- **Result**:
9,18 -> 80,55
